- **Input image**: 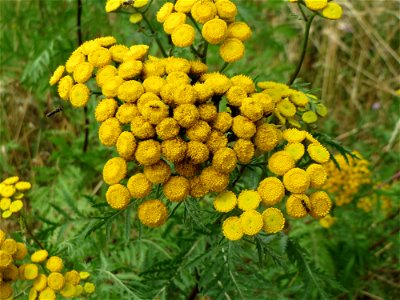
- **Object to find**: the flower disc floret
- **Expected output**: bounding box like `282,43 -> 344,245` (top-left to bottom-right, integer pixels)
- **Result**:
227,22 -> 252,41
33,274 -> 48,291
95,98 -> 118,122
202,18 -> 228,45
173,85 -> 197,105
304,0 -> 328,11
309,191 -> 332,218
130,116 -> 155,139
191,0 -> 217,24
65,52 -> 85,73
204,72 -> 232,94
276,98 -> 296,117
262,208 -> 285,233
138,199 -> 168,227
222,216 -> 243,241
106,184 -> 131,210
118,60 -> 143,79
163,12 -> 187,34
173,104 -> 200,128
206,130 -> 228,153
240,210 -> 263,236
143,76 -> 165,95
109,44 -> 129,63
286,194 -> 310,218
213,112 -> 233,133
172,24 -> 195,47
282,128 -> 306,143
198,103 -> 218,122
48,272 -> 65,291
144,160 -> 171,184
238,190 -> 261,211
49,66 -> 65,86
127,173 -> 152,198
157,2 -> 174,23
193,83 -> 214,103
233,139 -> 254,164
163,176 -> 190,202
213,191 -> 237,212
69,83 -> 90,107
231,75 -> 256,94
285,143 -> 305,161
215,0 -> 237,19
73,62 -> 93,83
289,91 -> 309,106
268,151 -> 295,176
161,138 -> 187,162
46,256 -> 63,273
88,47 -> 112,67
232,115 -> 256,139
186,141 -> 209,164
212,147 -> 237,174
322,2 -> 343,20
283,168 -> 310,194
103,157 -> 127,185
200,166 -> 229,192
96,65 -> 117,88
156,118 -> 180,140
102,76 -> 124,98
99,117 -> 121,146
219,38 -> 245,63
116,103 -> 140,124
306,163 -> 327,188
186,120 -> 211,142
226,86 -> 247,107
141,100 -> 169,125
240,97 -> 263,121
57,76 -> 74,100
118,80 -> 144,103
257,177 -> 285,206
307,143 -> 330,163
135,140 -> 161,166
175,161 -> 199,178
254,123 -> 280,152
31,249 -> 48,263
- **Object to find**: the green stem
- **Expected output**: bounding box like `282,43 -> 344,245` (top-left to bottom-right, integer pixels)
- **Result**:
202,42 -> 208,63
20,214 -> 45,249
287,14 -> 316,86
189,15 -> 202,35
219,62 -> 229,73
142,14 -> 168,57
298,2 -> 308,21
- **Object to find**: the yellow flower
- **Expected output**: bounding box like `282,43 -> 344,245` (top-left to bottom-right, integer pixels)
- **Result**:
240,97 -> 263,121
144,161 -> 171,184
126,45 -> 149,61
226,86 -> 247,107
48,272 -> 65,291
79,271 -> 90,280
143,76 -> 165,95
9,200 -> 23,213
304,0 -> 328,11
232,115 -> 256,139
319,214 -> 336,228
118,60 -> 143,79
95,36 -> 117,47
127,173 -> 152,198
193,83 -> 214,103
70,83 -> 90,107
186,141 -> 210,164
116,103 -> 140,124
202,18 -> 228,45
186,120 -> 212,142
309,191 -> 332,218
190,176 -> 210,198
110,44 -> 129,63
73,62 -> 93,83
198,103 -> 218,122
0,282 -> 13,299
227,22 -> 252,41
316,103 -> 328,117
172,24 -> 195,47
116,131 -> 137,160
174,0 -> 196,12
219,38 -> 245,63
165,57 -> 191,74
173,104 -> 200,128
137,92 -> 161,112
0,229 -> 5,245
238,190 -> 261,211
262,207 -> 285,234
65,52 -> 85,73
156,118 -> 180,140
276,98 -> 296,117
175,161 -> 199,178
191,0 -> 217,24
141,100 -> 169,125
65,270 -> 80,285
166,71 -> 191,85
251,93 -> 274,113
95,98 -> 118,122
163,12 -> 187,34
222,216 -> 243,240
105,0 -> 122,12
173,84 -> 197,105
286,194 -> 310,218
282,128 -> 306,143
49,65 -> 65,86
31,249 -> 48,263
240,210 -> 263,236
302,111 -> 318,123
117,80 -> 144,103
24,263 -> 39,280
213,112 -> 233,133
156,2 -> 174,23
289,91 -> 309,106
60,283 -> 76,298
190,60 -> 208,75
57,75 -> 74,100
284,143 -> 305,161
98,117 -> 121,146
103,157 -> 127,185
39,287 -> 56,300
13,242 -> 28,260
268,151 -> 295,176
307,143 -> 330,163
306,163 -> 327,188
96,65 -> 118,88
46,256 -> 63,272
138,199 -> 168,227
15,181 -> 31,191
213,191 -> 237,212
130,116 -> 155,139
206,130 -> 228,153
105,184 -> 131,210
84,282 -> 96,294
129,13 -> 143,24
215,0 -> 237,19
163,176 -> 190,202
132,0 -> 148,8
2,211 -> 12,219
135,139 -> 161,166
0,250 -> 12,267
212,147 -> 237,174
0,198 -> 11,210
257,177 -> 285,206
1,238 -> 17,255
254,123 -> 280,152
283,168 -> 310,194
200,166 -> 229,192
79,40 -> 101,55
143,59 -> 166,78
33,274 -> 47,291
0,185 -> 15,198
2,176 -> 19,185
322,2 -> 343,20
233,139 -> 254,164
231,74 -> 255,94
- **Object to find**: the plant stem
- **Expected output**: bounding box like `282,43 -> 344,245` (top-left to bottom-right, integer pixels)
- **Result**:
220,62 -> 229,73
142,14 -> 168,57
298,2 -> 308,22
20,214 -> 45,249
287,14 -> 316,86
202,42 -> 208,63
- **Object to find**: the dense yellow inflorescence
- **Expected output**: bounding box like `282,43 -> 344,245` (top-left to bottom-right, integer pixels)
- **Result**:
0,176 -> 32,219
50,36 -> 332,239
323,152 -> 371,206
0,229 -> 95,300
290,0 -> 343,20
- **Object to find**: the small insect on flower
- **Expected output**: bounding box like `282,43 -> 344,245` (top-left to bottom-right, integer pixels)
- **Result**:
301,198 -> 311,213
46,105 -> 63,117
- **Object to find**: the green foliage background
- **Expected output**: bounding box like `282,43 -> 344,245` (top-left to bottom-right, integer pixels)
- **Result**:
0,0 -> 399,299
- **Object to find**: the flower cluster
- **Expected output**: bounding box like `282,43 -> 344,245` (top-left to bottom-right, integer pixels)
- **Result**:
0,176 -> 32,219
357,184 -> 393,214
156,0 -> 252,62
50,36 -> 333,239
289,0 -> 343,20
105,0 -> 149,24
0,229 -> 95,299
323,152 -> 371,206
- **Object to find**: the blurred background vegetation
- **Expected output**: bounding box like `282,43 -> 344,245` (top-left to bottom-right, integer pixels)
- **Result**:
0,0 -> 399,299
